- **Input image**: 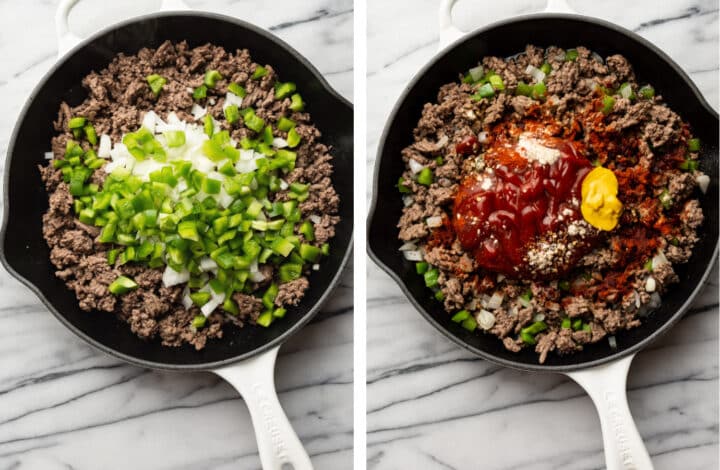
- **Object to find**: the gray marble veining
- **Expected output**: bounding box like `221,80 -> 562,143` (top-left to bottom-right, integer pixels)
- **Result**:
0,1 -> 352,469
367,1 -> 718,469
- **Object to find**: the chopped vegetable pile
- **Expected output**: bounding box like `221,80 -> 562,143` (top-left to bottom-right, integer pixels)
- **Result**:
53,81 -> 328,329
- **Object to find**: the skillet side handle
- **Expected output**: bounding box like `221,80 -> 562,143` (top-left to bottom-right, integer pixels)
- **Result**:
438,0 -> 464,50
55,0 -> 82,58
438,0 -> 578,51
543,0 -> 577,14
213,346 -> 314,470
159,0 -> 191,12
54,0 -> 191,58
565,354 -> 654,470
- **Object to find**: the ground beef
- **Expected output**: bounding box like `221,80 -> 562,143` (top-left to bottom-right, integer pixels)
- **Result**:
233,293 -> 263,320
398,45 -> 705,363
274,277 -> 309,307
41,41 -> 339,349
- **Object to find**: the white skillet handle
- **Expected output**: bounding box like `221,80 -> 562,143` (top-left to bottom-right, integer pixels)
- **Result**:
438,0 -> 578,50
213,346 -> 314,470
437,0 -> 465,51
565,354 -> 654,470
55,0 -> 191,58
543,0 -> 577,14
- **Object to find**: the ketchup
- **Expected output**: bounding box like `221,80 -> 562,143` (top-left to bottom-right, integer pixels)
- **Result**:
452,138 -> 592,278
455,135 -> 480,156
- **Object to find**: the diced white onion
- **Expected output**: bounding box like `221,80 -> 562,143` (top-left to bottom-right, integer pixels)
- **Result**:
477,309 -> 496,330
103,158 -> 130,174
518,296 -> 531,308
651,250 -> 669,270
207,171 -> 224,181
209,98 -> 216,105
98,134 -> 112,158
309,215 -> 322,224
402,195 -> 414,207
486,291 -> 504,310
279,179 -> 289,190
426,216 -> 443,228
249,271 -> 266,282
403,250 -> 423,261
166,112 -> 181,125
608,336 -> 617,349
249,260 -> 266,282
133,158 -> 166,180
645,276 -> 656,293
162,266 -> 190,287
182,290 -> 194,310
201,291 -> 225,317
44,151 -> 53,160
312,264 -> 320,271
199,257 -> 218,272
191,103 -> 207,120
696,174 -> 710,194
272,137 -> 289,148
222,92 -> 243,110
408,159 -> 425,174
399,242 -> 417,251
533,313 -> 545,322
496,273 -> 505,283
217,189 -> 233,208
478,131 -> 489,143
141,111 -> 161,133
109,143 -> 131,160
648,292 -> 662,309
156,113 -> 185,133
469,65 -> 484,82
239,149 -> 255,161
525,65 -> 545,83
235,158 -> 257,174
436,135 -> 449,149
633,290 -> 641,309
620,85 -> 633,99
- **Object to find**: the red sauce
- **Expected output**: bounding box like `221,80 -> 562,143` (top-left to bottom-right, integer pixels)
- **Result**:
455,135 -> 480,156
452,137 -> 592,277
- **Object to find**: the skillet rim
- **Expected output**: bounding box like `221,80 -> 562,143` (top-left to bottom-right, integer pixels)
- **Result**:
367,12 -> 719,373
0,10 -> 354,371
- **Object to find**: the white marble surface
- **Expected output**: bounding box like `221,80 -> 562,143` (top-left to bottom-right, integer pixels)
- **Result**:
0,1 -> 352,469
367,1 -> 718,469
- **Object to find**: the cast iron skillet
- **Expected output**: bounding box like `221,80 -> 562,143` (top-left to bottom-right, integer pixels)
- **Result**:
0,1 -> 352,469
368,1 -> 718,468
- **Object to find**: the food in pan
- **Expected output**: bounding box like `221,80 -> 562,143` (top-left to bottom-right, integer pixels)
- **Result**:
397,45 -> 707,363
40,41 -> 339,349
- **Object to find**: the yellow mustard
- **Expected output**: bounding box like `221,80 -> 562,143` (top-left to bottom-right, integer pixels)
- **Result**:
581,167 -> 623,231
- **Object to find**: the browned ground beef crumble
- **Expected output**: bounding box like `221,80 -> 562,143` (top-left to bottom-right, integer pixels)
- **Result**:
397,45 -> 705,363
40,41 -> 339,350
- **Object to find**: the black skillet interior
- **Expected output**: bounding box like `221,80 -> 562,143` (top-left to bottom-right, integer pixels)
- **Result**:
0,13 -> 353,370
368,15 -> 719,372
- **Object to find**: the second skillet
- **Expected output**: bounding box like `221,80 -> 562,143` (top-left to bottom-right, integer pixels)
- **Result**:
0,1 -> 353,469
368,1 -> 718,468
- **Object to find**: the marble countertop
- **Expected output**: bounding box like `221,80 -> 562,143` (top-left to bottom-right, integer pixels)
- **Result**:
367,1 -> 718,469
0,1 -> 352,469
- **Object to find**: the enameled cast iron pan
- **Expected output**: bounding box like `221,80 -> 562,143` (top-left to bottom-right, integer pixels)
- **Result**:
368,1 -> 718,468
0,1 -> 352,469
